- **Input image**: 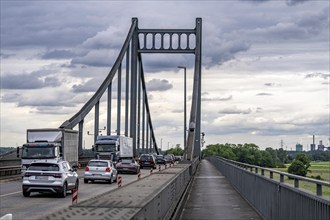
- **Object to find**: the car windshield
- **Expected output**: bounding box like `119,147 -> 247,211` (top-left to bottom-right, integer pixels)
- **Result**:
121,159 -> 133,164
88,161 -> 108,167
28,163 -> 59,171
141,156 -> 152,160
156,156 -> 164,159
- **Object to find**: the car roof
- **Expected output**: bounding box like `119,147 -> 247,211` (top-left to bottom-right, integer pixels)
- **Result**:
30,159 -> 65,164
89,159 -> 111,162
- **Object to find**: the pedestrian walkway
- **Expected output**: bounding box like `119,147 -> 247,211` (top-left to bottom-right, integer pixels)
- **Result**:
180,159 -> 262,220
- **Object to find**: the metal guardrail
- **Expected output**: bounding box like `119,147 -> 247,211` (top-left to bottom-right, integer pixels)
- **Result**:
216,156 -> 330,197
0,166 -> 21,177
207,156 -> 330,220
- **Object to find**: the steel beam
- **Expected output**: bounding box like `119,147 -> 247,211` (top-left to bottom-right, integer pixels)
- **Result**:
117,64 -> 122,135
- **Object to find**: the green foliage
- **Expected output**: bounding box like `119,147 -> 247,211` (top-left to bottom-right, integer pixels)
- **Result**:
287,154 -> 311,177
310,175 -> 323,180
166,145 -> 184,156
288,160 -> 308,176
202,143 -> 288,168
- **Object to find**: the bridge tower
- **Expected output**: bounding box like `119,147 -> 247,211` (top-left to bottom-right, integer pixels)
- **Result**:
60,18 -> 202,160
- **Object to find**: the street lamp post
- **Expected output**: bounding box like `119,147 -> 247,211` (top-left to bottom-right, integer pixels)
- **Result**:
177,66 -> 187,160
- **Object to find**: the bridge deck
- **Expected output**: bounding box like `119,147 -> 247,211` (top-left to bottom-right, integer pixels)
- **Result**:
180,159 -> 262,220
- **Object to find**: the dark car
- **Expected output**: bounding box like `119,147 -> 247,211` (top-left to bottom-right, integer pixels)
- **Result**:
155,155 -> 166,165
139,154 -> 157,169
164,155 -> 174,164
116,159 -> 140,174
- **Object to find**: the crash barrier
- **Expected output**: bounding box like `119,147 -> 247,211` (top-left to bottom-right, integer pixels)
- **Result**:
207,156 -> 330,220
39,158 -> 200,220
117,176 -> 122,187
72,189 -> 78,205
0,166 -> 21,177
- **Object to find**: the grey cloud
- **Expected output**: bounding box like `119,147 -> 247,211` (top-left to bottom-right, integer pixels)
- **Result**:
71,49 -> 118,67
202,95 -> 233,102
0,52 -> 15,59
42,50 -> 76,59
0,72 -> 61,90
1,2 -> 109,49
256,93 -> 272,96
146,79 -> 173,92
218,107 -> 252,115
1,92 -> 75,108
286,0 -> 308,6
72,78 -> 103,93
264,83 -> 281,87
305,72 -> 329,80
32,106 -> 74,115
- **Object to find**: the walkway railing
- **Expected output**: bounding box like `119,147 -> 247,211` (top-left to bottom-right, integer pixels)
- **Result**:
207,156 -> 330,220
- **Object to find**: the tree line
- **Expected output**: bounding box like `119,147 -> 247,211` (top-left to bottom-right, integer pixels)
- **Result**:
201,143 -> 330,169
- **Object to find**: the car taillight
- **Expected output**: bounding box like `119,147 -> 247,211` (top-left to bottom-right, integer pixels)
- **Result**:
53,173 -> 62,178
150,159 -> 154,164
85,166 -> 89,171
105,167 -> 111,172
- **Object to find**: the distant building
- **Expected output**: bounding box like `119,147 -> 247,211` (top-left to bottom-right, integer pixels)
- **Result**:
310,135 -> 316,151
296,143 -> 303,152
317,140 -> 325,151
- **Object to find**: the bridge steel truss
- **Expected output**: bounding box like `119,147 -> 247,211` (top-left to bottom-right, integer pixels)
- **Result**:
60,18 -> 202,160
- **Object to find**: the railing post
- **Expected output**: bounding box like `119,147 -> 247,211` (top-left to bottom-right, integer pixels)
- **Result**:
261,169 -> 265,176
270,171 -> 273,179
316,184 -> 322,196
294,179 -> 299,188
280,174 -> 284,183
255,167 -> 258,174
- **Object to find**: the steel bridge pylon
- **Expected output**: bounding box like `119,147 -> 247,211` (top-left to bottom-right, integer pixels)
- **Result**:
60,18 -> 202,160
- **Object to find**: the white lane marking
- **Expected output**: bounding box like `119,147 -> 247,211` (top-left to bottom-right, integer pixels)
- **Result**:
0,191 -> 21,198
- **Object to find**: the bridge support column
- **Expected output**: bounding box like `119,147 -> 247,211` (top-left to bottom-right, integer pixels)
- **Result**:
94,101 -> 99,143
130,17 -> 138,158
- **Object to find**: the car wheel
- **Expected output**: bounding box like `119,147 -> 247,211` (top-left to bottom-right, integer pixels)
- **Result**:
109,175 -> 113,184
84,179 -> 88,184
23,190 -> 30,197
75,180 -> 79,189
59,182 -> 67,198
140,166 -> 143,169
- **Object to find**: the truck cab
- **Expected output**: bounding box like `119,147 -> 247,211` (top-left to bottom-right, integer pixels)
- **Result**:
19,142 -> 61,174
93,137 -> 119,161
92,135 -> 133,162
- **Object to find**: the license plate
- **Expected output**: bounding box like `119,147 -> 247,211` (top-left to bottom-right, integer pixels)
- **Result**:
93,174 -> 102,176
36,176 -> 48,181
123,168 -> 129,170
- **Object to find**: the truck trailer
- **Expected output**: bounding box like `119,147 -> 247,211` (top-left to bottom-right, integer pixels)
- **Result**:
17,128 -> 79,175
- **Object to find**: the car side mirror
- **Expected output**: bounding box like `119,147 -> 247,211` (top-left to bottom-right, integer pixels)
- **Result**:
16,147 -> 20,158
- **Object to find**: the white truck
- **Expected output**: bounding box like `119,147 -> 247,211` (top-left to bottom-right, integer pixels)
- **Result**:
92,135 -> 133,162
17,128 -> 79,175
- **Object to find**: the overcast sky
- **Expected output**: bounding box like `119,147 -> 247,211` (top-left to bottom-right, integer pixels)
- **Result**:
1,0 -> 329,151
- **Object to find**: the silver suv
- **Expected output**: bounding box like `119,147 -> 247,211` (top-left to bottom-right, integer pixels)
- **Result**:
84,159 -> 117,184
22,160 -> 79,198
